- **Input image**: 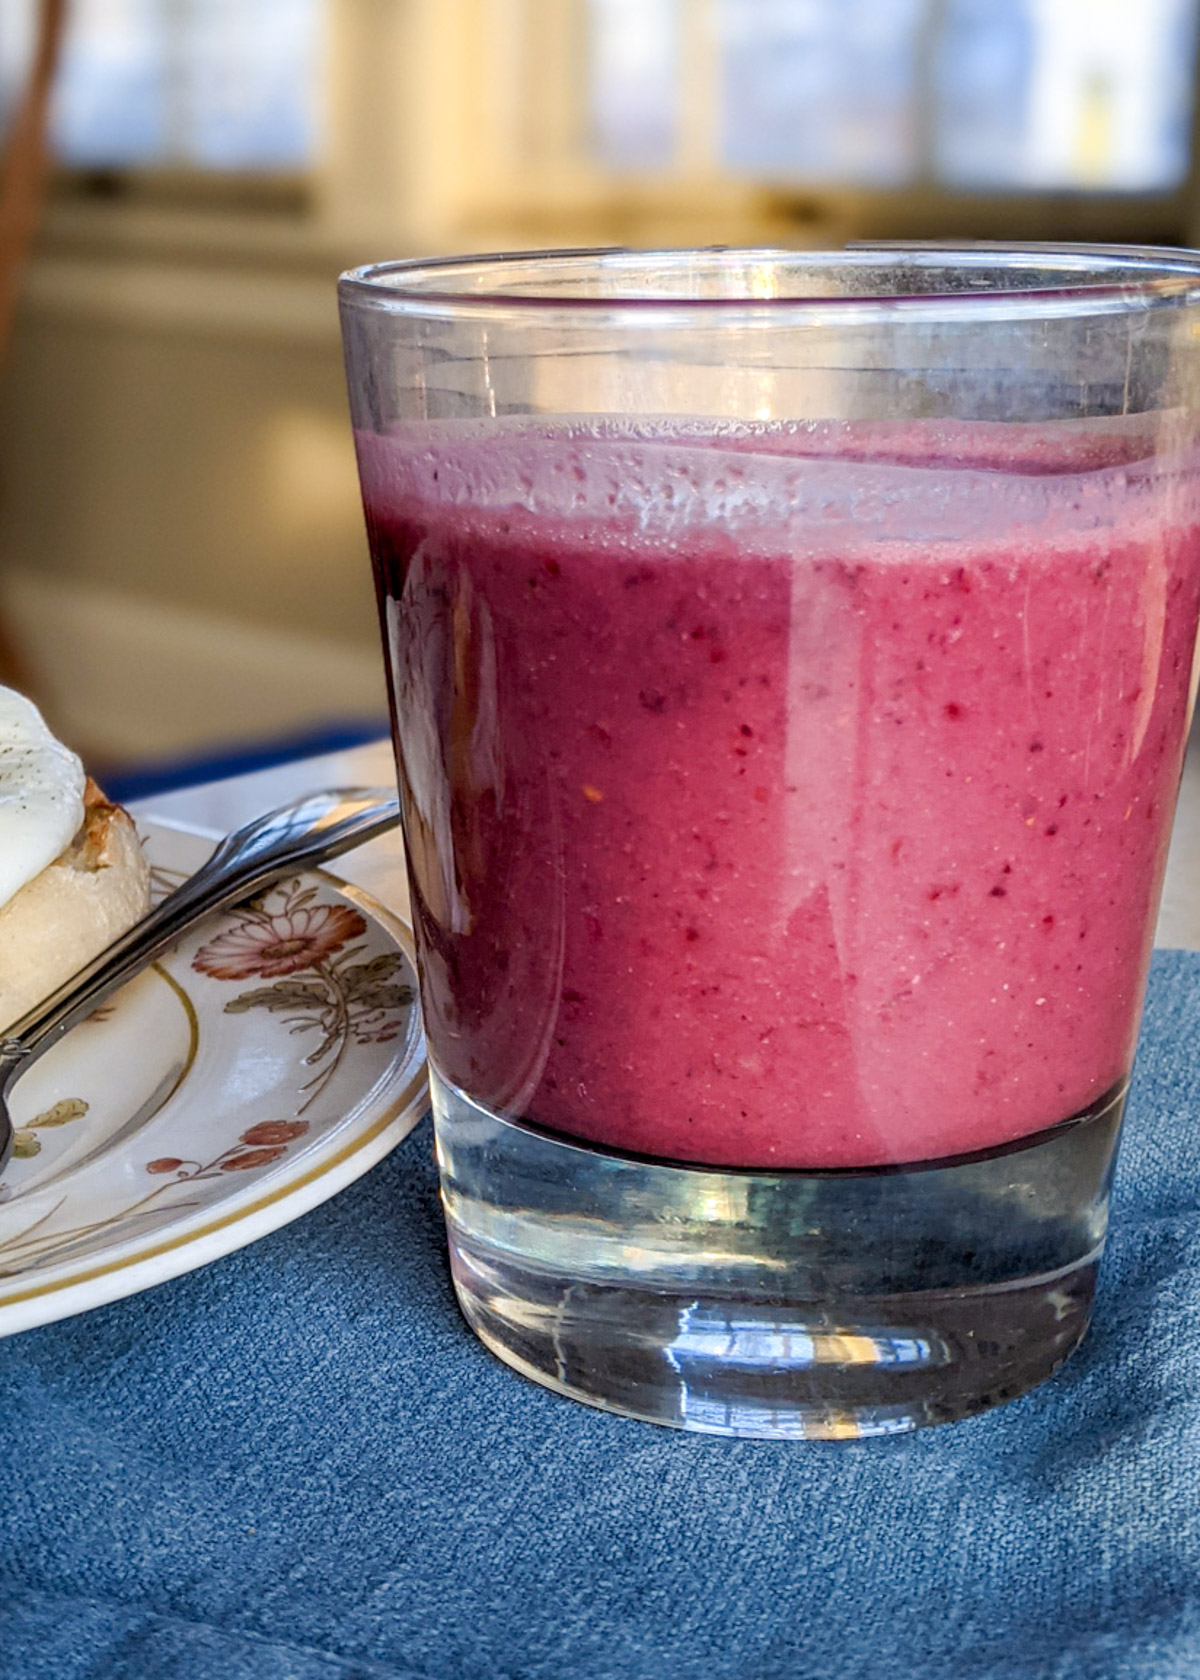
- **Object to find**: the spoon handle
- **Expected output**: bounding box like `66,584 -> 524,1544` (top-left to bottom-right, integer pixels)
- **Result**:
0,787 -> 400,1093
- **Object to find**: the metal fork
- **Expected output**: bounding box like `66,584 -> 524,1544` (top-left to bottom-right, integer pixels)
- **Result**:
0,787 -> 401,1173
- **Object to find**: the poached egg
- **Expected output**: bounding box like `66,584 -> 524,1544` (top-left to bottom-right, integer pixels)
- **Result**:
0,686 -> 86,914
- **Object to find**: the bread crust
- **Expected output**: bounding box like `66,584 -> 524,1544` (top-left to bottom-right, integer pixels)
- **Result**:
0,780 -> 151,1032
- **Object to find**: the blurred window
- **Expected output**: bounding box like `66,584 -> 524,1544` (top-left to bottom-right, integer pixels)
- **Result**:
587,0 -> 679,170
0,0 -> 321,171
0,0 -> 1194,242
587,0 -> 1200,194
937,0 -> 1198,189
717,0 -> 927,184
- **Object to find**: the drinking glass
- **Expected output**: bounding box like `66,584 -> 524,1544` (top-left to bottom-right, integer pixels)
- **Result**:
339,246 -> 1200,1437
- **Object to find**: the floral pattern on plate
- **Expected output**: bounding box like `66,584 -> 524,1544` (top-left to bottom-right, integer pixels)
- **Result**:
0,818 -> 427,1337
193,879 -> 414,1111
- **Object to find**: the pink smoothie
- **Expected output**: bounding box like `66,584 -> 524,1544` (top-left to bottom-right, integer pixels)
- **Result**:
358,417 -> 1200,1168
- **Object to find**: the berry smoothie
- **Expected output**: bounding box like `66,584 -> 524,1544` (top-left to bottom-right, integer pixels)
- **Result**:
357,418 -> 1200,1168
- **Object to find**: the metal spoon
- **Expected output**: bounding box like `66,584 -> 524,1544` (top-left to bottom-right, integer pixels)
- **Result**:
0,787 -> 401,1172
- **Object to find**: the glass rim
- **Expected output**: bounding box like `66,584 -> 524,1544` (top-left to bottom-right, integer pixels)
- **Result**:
337,242 -> 1200,324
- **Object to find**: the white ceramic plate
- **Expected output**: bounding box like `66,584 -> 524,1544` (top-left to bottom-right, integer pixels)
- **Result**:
0,818 -> 427,1337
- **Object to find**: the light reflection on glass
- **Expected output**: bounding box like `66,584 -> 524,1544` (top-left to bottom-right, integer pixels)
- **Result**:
665,1305 -> 944,1371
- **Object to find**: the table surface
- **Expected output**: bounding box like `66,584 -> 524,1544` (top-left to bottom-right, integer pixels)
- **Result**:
135,730 -> 1200,951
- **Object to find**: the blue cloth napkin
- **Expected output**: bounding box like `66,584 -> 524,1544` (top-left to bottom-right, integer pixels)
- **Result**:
5,950 -> 1200,1680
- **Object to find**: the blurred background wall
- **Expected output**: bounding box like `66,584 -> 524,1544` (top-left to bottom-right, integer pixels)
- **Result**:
1,0 -> 1199,784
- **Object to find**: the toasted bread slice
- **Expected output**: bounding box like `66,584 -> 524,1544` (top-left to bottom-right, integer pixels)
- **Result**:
0,780 -> 151,1032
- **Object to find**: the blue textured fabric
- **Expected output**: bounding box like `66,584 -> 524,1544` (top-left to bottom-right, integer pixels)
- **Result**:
5,950 -> 1200,1680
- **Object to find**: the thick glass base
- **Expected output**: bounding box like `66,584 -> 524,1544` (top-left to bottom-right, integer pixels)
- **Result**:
433,1069 -> 1126,1438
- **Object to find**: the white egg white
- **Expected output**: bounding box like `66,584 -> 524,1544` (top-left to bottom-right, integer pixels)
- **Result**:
0,686 -> 87,914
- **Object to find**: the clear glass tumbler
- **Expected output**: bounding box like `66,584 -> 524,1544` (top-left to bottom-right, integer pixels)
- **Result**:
339,246 -> 1200,1437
